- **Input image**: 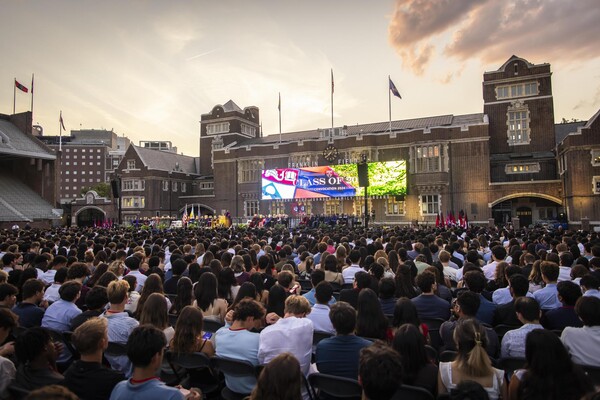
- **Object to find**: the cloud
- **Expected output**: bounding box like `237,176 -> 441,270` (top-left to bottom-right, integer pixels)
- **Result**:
388,0 -> 600,76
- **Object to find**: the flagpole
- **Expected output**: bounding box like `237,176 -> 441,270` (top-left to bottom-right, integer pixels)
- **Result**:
13,78 -> 16,114
388,75 -> 392,133
59,111 -> 63,152
278,92 -> 282,143
330,69 -> 334,131
30,73 -> 34,116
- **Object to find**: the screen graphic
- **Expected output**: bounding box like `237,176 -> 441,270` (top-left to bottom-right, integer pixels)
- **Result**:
261,161 -> 406,200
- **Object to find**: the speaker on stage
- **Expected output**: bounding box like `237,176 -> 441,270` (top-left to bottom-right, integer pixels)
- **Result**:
357,162 -> 369,187
111,180 -> 120,198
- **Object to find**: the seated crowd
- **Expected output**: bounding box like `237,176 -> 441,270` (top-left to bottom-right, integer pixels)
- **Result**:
0,222 -> 599,399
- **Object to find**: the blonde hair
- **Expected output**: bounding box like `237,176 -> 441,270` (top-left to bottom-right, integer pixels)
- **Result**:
374,250 -> 387,261
453,318 -> 493,377
107,280 -> 129,304
0,270 -> 7,284
108,260 -> 125,276
72,317 -> 107,355
284,295 -> 311,316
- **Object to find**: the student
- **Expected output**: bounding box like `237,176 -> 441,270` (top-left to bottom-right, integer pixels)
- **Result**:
359,342 -> 403,400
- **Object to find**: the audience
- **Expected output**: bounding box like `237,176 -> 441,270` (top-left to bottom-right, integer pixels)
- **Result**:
500,297 -> 543,358
560,296 -> 600,366
249,352 -> 301,400
411,271 -> 451,320
359,342 -> 403,400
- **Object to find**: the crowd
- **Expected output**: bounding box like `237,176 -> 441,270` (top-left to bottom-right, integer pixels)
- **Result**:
0,222 -> 599,400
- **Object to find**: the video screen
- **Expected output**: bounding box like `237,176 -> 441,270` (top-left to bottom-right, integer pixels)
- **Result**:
261,160 -> 406,200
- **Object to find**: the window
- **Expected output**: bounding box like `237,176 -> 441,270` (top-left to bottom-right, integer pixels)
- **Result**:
206,122 -> 230,135
271,202 -> 286,215
122,179 -> 145,191
65,155 -> 70,159
162,181 -> 169,191
386,197 -> 406,215
127,159 -> 136,170
73,162 -> 78,166
73,149 -> 77,152
291,201 -> 311,215
505,163 -> 540,174
73,179 -> 78,183
65,162 -> 70,165
172,181 -> 178,192
81,171 -> 85,175
324,200 -> 341,215
238,159 -> 264,183
199,182 -> 214,190
81,178 -> 86,183
82,149 -> 86,153
496,81 -> 538,99
73,155 -> 77,159
414,144 -> 442,172
592,150 -> 600,167
96,162 -> 101,166
421,195 -> 439,215
65,171 -> 70,175
65,179 -> 70,182
82,155 -> 86,159
241,123 -> 256,136
122,196 -> 145,208
594,176 -> 600,195
181,183 -> 186,193
97,149 -> 101,153
73,171 -> 77,175
507,101 -> 531,145
64,186 -> 69,190
245,200 -> 260,217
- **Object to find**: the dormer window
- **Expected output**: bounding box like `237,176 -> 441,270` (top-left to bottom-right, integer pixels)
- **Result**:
126,159 -> 136,170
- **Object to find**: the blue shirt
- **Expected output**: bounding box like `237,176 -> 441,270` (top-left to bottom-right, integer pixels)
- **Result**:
41,299 -> 82,332
110,378 -> 183,400
533,283 -> 561,310
214,326 -> 260,394
411,294 -> 451,321
303,289 -> 336,307
476,295 -> 497,325
316,335 -> 373,379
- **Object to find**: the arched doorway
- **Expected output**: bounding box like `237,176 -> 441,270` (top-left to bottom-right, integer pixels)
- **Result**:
76,207 -> 106,227
516,206 -> 533,227
491,194 -> 563,227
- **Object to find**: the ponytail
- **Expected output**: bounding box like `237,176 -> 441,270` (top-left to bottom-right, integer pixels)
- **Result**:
454,319 -> 494,378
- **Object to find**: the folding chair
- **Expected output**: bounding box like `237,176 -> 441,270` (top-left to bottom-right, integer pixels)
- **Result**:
497,357 -> 526,383
308,373 -> 362,400
211,356 -> 261,400
166,351 -> 220,394
203,318 -> 225,333
390,384 -> 434,400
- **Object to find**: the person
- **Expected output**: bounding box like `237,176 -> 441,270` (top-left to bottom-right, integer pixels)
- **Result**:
440,291 -> 499,358
580,274 -> 600,299
41,280 -> 82,332
139,292 -> 175,343
0,308 -> 17,393
541,280 -> 583,331
248,352 -> 302,400
134,274 -> 170,319
492,274 -> 528,327
43,267 -> 67,303
341,250 -> 363,284
194,272 -> 227,323
0,283 -> 18,309
109,325 -> 200,400
102,280 -> 139,375
258,295 -> 313,377
463,271 -> 496,325
392,323 -> 438,396
358,342 -> 403,400
560,296 -> 600,366
378,277 -> 397,315
306,281 -> 335,334
14,327 -> 64,390
213,299 -> 265,395
356,288 -> 390,340
170,306 -> 215,357
163,259 -> 187,295
322,254 -> 344,286
266,284 -> 287,317
508,329 -> 593,400
394,264 -> 419,299
500,297 -> 543,358
302,269 -> 336,307
124,256 -> 147,292
169,277 -> 193,315
391,297 -> 429,339
67,263 -> 91,310
339,271 -> 371,309
12,278 -> 47,328
411,271 -> 451,321
40,256 -> 67,286
315,301 -> 373,380
491,265 -> 526,306
482,246 -> 507,281
438,318 -> 506,400
532,261 -> 562,310
123,275 -> 141,314
69,285 -> 109,331
61,317 -> 125,400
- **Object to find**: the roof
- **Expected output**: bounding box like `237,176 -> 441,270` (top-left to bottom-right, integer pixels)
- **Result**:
241,113 -> 486,146
555,121 -> 587,144
132,145 -> 198,174
222,100 -> 243,113
0,119 -> 56,160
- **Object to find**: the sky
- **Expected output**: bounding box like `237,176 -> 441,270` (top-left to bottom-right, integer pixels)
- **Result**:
1,0 -> 599,157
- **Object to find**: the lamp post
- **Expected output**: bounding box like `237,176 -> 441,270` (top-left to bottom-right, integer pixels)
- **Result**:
361,153 -> 369,229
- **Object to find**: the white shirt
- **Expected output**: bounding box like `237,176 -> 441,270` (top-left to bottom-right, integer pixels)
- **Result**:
307,304 -> 335,334
40,269 -> 57,285
126,270 -> 147,292
558,266 -> 572,282
258,316 -> 313,375
583,289 -> 600,300
43,283 -> 61,303
341,265 -> 363,284
482,260 -> 499,281
561,326 -> 600,366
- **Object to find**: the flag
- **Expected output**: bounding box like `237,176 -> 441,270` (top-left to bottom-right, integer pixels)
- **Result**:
331,69 -> 334,94
15,80 -> 28,93
435,213 -> 440,228
389,77 -> 401,99
60,111 -> 66,131
182,204 -> 189,226
464,211 -> 469,228
189,206 -> 195,220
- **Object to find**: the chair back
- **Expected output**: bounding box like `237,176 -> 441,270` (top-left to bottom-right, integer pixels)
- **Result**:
105,341 -> 128,357
313,330 -> 334,346
497,357 -> 526,382
494,324 -> 520,341
308,373 -> 362,399
211,355 -> 259,378
391,384 -> 435,400
425,345 -> 438,364
203,318 -> 225,333
439,350 -> 457,363
421,318 -> 446,351
62,331 -> 81,360
168,313 -> 179,327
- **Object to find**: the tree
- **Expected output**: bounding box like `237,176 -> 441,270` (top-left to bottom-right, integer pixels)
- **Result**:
80,182 -> 111,198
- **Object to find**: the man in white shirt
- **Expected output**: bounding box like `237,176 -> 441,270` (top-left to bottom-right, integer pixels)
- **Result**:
501,297 -> 543,358
124,256 -> 147,292
40,255 -> 67,286
342,250 -> 363,284
482,245 -> 507,281
581,275 -> 600,299
557,252 -> 574,282
561,296 -> 600,366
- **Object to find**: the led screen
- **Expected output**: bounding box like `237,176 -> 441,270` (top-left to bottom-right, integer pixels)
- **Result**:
261,160 -> 406,200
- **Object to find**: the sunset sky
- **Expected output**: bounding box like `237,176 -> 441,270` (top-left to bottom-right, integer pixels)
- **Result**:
2,0 -> 599,156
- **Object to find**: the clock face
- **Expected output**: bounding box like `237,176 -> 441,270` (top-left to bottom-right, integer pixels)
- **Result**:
322,144 -> 338,162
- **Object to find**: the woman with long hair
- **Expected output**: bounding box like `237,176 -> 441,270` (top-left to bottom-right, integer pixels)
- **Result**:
392,324 -> 438,396
322,254 -> 343,286
217,267 -> 239,303
266,284 -> 286,317
356,288 -> 391,341
387,250 -> 400,277
395,264 -> 418,299
169,277 -> 193,315
335,245 -> 347,270
86,262 -> 108,287
508,329 -> 593,400
249,273 -> 269,305
528,260 -> 544,293
194,271 -> 227,323
249,352 -> 302,400
392,297 -> 429,339
486,261 -> 509,292
107,260 -> 125,279
438,318 -> 506,399
170,305 -> 215,357
228,282 -> 258,312
139,292 -> 175,343
134,273 -> 170,318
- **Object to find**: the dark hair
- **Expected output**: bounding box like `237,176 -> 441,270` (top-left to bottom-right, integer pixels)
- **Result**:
59,281 -> 82,302
349,249 -> 361,264
230,282 -> 258,310
171,259 -> 187,276
170,277 -> 193,314
491,245 -> 507,261
328,301 -> 356,335
124,256 -> 141,271
195,272 -> 219,311
392,297 -> 421,328
556,281 -> 582,306
464,271 -> 486,293
267,284 -> 286,317
15,327 -> 53,364
540,261 -> 559,282
0,308 -> 18,330
323,254 -> 338,273
126,325 -> 166,368
232,298 -> 266,321
310,269 -> 325,287
359,343 -> 403,400
415,271 -> 436,293
394,265 -> 417,298
354,271 -> 371,290
314,281 -> 333,304
85,285 -> 109,310
356,288 -> 389,340
217,268 -> 236,301
456,290 -> 480,317
21,278 -> 44,299
575,296 -> 600,326
378,277 -> 396,300
250,352 -> 302,400
451,381 -> 490,400
515,297 -> 540,322
392,324 -> 429,386
67,263 -> 90,280
509,274 -> 529,297
521,329 -> 593,400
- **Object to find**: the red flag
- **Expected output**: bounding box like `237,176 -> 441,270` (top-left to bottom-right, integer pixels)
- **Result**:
60,111 -> 66,131
15,80 -> 28,93
441,213 -> 445,228
435,213 -> 440,227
